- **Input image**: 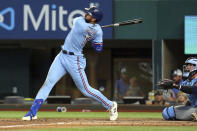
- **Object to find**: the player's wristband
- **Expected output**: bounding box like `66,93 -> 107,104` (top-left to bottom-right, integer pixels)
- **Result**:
92,43 -> 103,52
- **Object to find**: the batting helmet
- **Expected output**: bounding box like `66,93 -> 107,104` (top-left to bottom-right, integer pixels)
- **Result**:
183,57 -> 197,79
85,7 -> 103,22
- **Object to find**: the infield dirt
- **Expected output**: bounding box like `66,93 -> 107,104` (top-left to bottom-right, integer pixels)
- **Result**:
0,118 -> 197,130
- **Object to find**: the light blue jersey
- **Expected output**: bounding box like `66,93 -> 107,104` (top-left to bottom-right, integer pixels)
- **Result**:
63,16 -> 103,55
23,16 -> 113,119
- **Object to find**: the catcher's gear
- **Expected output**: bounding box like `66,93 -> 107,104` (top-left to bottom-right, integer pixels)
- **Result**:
183,57 -> 197,79
158,79 -> 194,94
157,79 -> 179,90
162,106 -> 176,120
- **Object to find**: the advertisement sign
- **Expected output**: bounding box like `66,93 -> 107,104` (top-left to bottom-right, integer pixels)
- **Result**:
0,0 -> 112,39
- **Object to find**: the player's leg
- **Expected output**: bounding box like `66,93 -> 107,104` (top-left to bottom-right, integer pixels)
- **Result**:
67,56 -> 118,120
68,56 -> 113,109
75,68 -> 113,110
22,53 -> 67,120
174,105 -> 197,121
35,54 -> 67,101
162,105 -> 197,121
75,70 -> 118,121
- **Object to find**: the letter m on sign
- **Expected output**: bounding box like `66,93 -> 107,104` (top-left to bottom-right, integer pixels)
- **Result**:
24,5 -> 49,31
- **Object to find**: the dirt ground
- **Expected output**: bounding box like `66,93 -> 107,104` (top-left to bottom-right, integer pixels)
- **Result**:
0,118 -> 197,130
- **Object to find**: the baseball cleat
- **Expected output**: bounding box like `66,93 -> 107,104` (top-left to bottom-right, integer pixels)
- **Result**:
191,113 -> 197,122
22,111 -> 38,121
109,101 -> 118,121
22,115 -> 37,121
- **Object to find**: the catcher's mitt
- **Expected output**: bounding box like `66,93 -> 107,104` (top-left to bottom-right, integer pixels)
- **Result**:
157,79 -> 179,90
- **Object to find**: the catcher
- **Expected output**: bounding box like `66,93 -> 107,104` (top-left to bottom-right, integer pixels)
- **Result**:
157,57 -> 197,121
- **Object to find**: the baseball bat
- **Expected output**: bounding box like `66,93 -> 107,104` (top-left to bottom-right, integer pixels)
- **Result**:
101,18 -> 143,28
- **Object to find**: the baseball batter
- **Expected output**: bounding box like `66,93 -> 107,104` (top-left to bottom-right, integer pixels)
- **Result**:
22,6 -> 118,121
158,57 -> 197,121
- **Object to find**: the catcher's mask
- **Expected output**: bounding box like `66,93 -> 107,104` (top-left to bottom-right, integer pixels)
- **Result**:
183,57 -> 197,79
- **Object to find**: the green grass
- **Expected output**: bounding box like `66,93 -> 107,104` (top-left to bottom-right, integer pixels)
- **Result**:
0,111 -> 162,119
5,126 -> 197,131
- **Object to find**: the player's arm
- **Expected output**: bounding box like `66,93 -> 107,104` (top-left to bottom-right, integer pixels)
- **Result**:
72,16 -> 84,26
91,29 -> 103,53
178,86 -> 192,94
157,79 -> 196,94
178,84 -> 197,94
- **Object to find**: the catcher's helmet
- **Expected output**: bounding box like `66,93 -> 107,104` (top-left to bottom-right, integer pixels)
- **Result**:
183,57 -> 197,79
85,7 -> 103,22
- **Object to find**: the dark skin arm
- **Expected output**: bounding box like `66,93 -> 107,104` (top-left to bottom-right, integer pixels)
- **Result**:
173,83 -> 197,94
178,85 -> 193,94
157,79 -> 196,94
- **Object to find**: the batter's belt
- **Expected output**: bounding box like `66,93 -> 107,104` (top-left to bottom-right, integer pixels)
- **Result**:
62,50 -> 75,55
